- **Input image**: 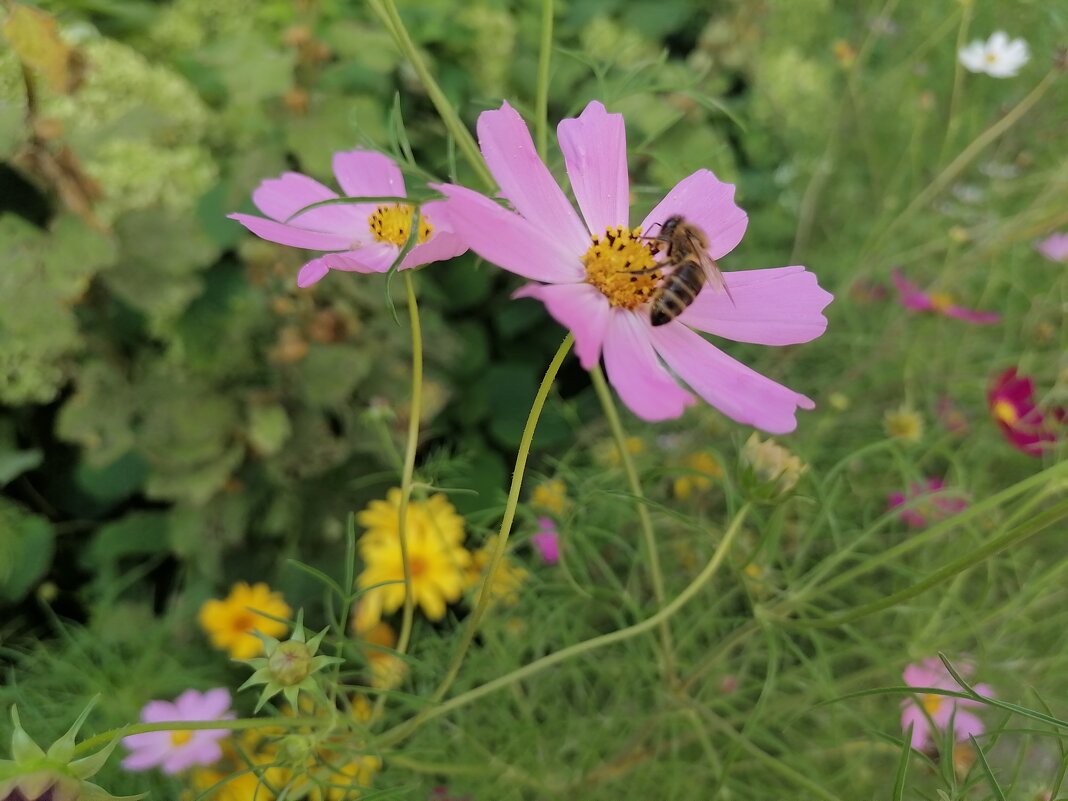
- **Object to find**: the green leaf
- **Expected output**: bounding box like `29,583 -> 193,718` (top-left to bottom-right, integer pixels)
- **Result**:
0,498 -> 55,603
0,447 -> 42,486
247,403 -> 292,457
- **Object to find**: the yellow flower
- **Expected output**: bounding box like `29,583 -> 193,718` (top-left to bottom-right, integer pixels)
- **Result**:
198,582 -> 291,659
593,436 -> 645,466
358,621 -> 407,691
885,405 -> 924,442
531,479 -> 569,515
673,452 -> 723,500
741,434 -> 805,494
357,524 -> 471,626
303,754 -> 382,801
466,536 -> 528,607
356,489 -> 466,552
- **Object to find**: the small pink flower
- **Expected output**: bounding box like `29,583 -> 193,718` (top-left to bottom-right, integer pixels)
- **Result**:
902,658 -> 993,752
891,269 -> 999,324
530,517 -> 560,564
1037,233 -> 1068,263
230,150 -> 467,287
122,688 -> 234,774
888,478 -> 968,528
988,368 -> 1065,456
434,101 -> 832,433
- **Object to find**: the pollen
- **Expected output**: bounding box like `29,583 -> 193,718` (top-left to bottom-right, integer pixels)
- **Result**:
992,400 -> 1018,425
921,694 -> 943,715
928,291 -> 954,312
367,203 -> 433,247
582,226 -> 662,309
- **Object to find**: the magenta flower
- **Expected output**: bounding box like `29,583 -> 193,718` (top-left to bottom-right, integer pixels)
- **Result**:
891,269 -> 999,324
888,478 -> 968,528
988,368 -> 1065,456
434,101 -> 832,433
530,517 -> 560,564
121,688 -> 234,774
902,658 -> 993,751
230,150 -> 467,287
1037,233 -> 1068,262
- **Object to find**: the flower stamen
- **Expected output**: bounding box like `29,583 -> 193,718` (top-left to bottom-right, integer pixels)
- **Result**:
582,226 -> 662,309
368,204 -> 433,247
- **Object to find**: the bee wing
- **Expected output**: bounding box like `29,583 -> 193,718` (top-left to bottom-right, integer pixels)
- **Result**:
686,231 -> 736,307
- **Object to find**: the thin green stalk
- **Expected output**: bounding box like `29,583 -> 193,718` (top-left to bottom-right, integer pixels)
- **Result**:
395,271 -> 423,657
589,367 -> 674,680
792,496 -> 1068,628
429,333 -> 574,703
74,717 -> 322,756
534,0 -> 554,158
938,2 -> 972,165
381,504 -> 748,748
369,0 -> 496,192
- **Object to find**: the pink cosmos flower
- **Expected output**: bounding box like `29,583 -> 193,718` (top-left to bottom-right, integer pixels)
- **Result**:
902,658 -> 993,752
891,269 -> 999,324
988,368 -> 1065,456
1037,233 -> 1068,262
230,150 -> 467,287
122,688 -> 234,774
887,478 -> 968,528
530,517 -> 560,564
433,101 -> 832,433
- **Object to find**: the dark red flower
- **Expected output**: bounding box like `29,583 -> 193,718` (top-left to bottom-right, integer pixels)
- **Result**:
987,368 -> 1064,456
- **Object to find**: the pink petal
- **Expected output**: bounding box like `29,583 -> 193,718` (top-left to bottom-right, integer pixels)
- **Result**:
891,269 -> 932,310
297,258 -> 332,287
196,688 -> 233,719
432,183 -> 584,283
640,170 -> 748,260
251,172 -> 366,234
650,323 -> 814,434
122,731 -> 170,750
513,282 -> 611,369
944,306 -> 1001,324
322,243 -> 401,274
476,102 -> 590,254
557,101 -> 630,235
602,312 -> 695,422
952,709 -> 986,741
400,232 -> 469,269
228,213 -> 354,251
677,266 -> 832,345
161,740 -> 222,775
140,700 -> 178,724
901,703 -> 932,750
332,150 -> 407,198
121,737 -> 173,771
1037,233 -> 1068,262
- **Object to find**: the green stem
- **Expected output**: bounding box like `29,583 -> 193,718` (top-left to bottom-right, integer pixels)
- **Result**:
395,272 -> 423,657
534,0 -> 554,159
382,504 -> 748,748
370,0 -> 496,192
429,333 -> 574,703
792,496 -> 1068,628
73,717 -> 321,756
589,367 -> 674,680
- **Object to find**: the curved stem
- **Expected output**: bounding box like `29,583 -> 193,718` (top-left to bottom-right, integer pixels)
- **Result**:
589,367 -> 674,680
73,717 -> 322,756
382,503 -> 749,747
369,0 -> 496,192
430,334 -> 574,703
534,0 -> 554,159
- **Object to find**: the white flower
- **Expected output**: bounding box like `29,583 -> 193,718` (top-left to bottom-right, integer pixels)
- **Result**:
959,31 -> 1030,77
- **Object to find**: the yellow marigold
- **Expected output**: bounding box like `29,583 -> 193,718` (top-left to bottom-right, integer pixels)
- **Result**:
531,479 -> 569,515
198,582 -> 291,659
466,536 -> 528,607
673,452 -> 723,500
741,434 -> 806,494
357,525 -> 471,625
885,405 -> 924,442
356,489 -> 466,553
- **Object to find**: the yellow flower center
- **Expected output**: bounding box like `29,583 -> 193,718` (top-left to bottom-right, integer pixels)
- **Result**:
367,204 -> 432,247
922,694 -> 943,715
928,291 -> 954,312
171,730 -> 193,746
985,52 -> 998,64
582,226 -> 662,310
992,400 -> 1018,425
231,611 -> 256,634
408,555 -> 427,578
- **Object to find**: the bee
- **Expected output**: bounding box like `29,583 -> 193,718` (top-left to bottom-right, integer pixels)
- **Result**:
648,215 -> 733,327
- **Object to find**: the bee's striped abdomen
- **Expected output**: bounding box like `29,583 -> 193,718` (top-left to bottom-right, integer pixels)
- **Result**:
650,259 -> 705,326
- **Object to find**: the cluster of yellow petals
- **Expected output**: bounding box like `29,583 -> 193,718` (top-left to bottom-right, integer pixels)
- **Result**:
581,225 -> 662,309
741,433 -> 806,494
530,478 -> 570,516
198,582 -> 292,659
673,452 -> 724,500
366,203 -> 432,247
466,536 -> 529,608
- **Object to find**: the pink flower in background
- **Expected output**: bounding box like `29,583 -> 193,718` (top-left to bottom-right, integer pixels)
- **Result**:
892,269 -> 999,324
435,101 -> 832,433
1037,233 -> 1068,262
902,658 -> 993,751
530,517 -> 560,564
888,478 -> 968,528
988,368 -> 1065,456
230,150 -> 466,287
122,689 -> 234,774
